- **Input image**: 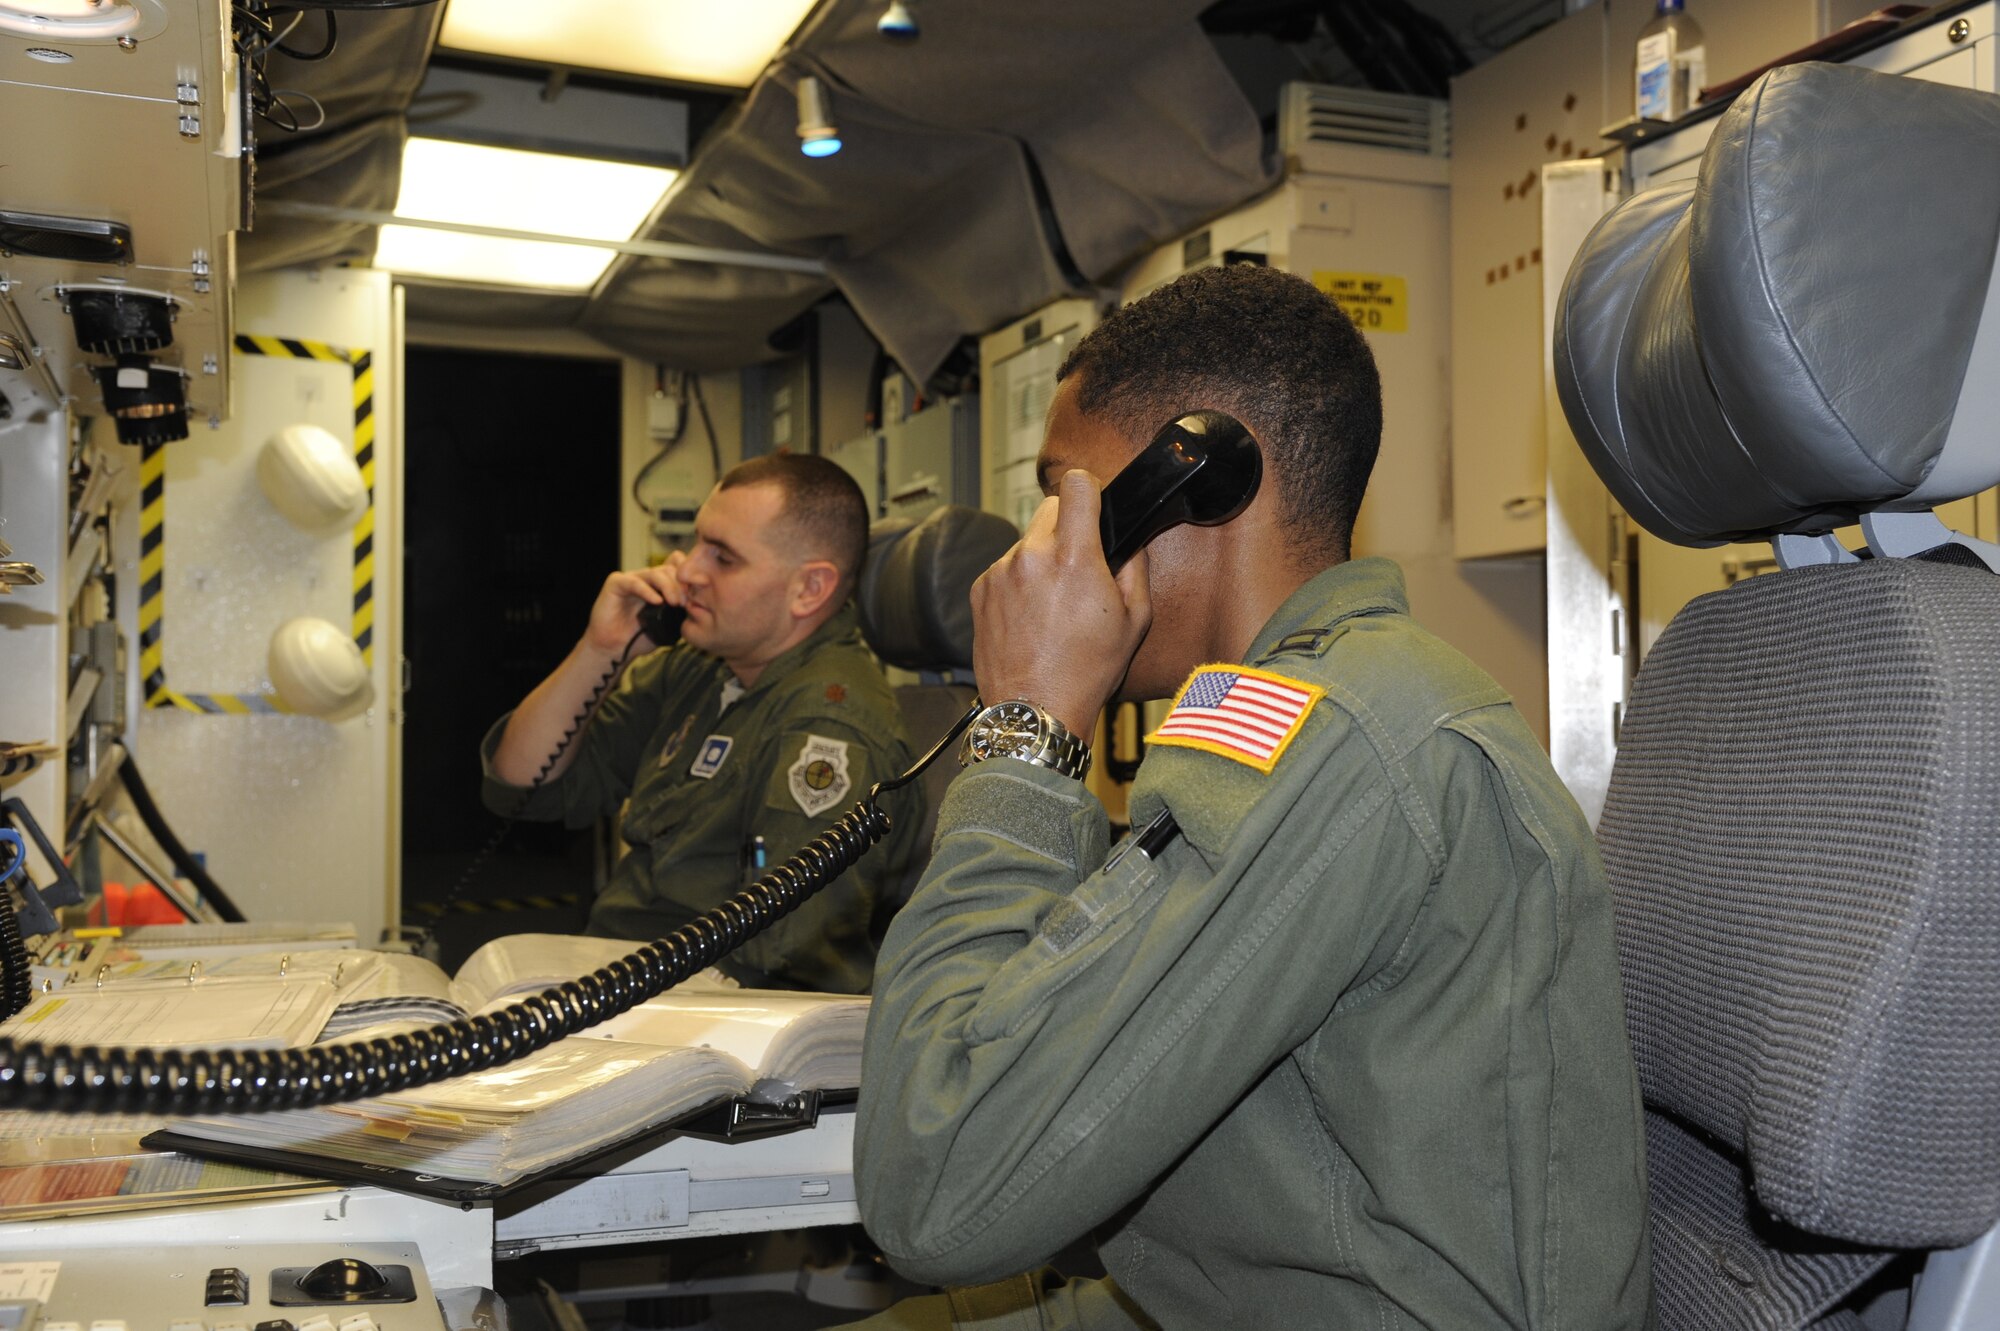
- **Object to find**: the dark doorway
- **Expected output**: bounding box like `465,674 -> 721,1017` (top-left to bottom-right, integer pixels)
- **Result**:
401,347 -> 622,968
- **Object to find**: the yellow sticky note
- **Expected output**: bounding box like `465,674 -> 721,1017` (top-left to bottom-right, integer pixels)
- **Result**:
1312,271 -> 1408,333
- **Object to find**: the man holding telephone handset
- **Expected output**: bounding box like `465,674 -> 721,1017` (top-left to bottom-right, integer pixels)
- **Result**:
481,454 -> 921,994
847,267 -> 1651,1328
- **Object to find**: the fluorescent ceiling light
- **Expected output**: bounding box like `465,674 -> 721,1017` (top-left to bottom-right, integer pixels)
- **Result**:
395,138 -> 677,241
375,139 -> 679,290
439,0 -> 819,88
373,226 -> 618,291
0,0 -> 145,39
0,0 -> 110,15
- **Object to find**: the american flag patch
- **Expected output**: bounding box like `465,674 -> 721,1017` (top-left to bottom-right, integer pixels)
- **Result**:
1148,665 -> 1324,773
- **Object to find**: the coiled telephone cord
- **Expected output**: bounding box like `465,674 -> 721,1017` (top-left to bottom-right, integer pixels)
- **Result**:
0,691 -> 979,1115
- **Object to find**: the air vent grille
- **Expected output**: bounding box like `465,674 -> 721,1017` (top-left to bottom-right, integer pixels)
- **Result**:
1279,84 -> 1450,159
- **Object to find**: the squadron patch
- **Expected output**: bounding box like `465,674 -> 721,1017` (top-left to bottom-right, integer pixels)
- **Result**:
787,734 -> 852,816
656,715 -> 696,769
1147,664 -> 1323,774
688,734 -> 734,779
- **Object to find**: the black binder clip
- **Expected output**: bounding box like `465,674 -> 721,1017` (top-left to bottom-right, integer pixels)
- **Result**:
722,1089 -> 824,1139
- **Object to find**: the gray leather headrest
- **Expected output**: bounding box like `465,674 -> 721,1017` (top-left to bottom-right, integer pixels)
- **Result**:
1555,62 -> 2000,547
857,505 -> 1018,671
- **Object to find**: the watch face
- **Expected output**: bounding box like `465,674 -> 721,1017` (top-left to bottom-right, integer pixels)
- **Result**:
967,701 -> 1043,761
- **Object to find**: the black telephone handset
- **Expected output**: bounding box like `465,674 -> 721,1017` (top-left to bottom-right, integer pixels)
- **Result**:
635,599 -> 687,648
1099,410 -> 1261,572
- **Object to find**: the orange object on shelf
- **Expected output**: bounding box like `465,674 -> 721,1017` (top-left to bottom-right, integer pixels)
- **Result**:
88,882 -> 189,927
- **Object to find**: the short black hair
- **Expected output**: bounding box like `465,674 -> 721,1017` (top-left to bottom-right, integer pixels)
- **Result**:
1057,264 -> 1383,564
721,453 -> 869,597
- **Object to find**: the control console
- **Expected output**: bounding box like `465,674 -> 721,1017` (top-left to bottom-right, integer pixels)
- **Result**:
0,1244 -> 447,1331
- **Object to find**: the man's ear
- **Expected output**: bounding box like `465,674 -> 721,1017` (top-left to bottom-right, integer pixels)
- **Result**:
793,560 -> 841,619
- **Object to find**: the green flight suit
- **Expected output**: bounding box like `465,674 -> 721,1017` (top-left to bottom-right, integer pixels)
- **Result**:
480,602 -> 922,994
850,559 -> 1652,1329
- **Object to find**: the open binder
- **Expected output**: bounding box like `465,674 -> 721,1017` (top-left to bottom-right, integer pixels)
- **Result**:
142,1088 -> 857,1204
9,931 -> 866,1201
133,935 -> 867,1198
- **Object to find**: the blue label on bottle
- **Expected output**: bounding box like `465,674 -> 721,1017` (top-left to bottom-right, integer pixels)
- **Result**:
1638,65 -> 1669,118
1637,31 -> 1673,119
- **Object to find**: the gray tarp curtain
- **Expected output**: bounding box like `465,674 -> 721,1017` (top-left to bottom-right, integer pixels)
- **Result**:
247,0 -> 1275,378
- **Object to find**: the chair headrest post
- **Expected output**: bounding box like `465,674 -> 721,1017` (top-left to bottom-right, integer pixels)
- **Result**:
1772,532 -> 1861,572
1862,509 -> 2000,572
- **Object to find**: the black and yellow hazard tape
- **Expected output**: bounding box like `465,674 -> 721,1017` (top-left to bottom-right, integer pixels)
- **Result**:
137,335 -> 375,714
406,892 -> 583,919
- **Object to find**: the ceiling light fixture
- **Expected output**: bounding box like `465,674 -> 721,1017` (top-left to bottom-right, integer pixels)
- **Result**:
373,138 -> 679,291
877,1 -> 919,42
796,76 -> 841,159
395,139 -> 677,242
0,0 -> 165,45
371,227 -> 622,292
438,0 -> 818,88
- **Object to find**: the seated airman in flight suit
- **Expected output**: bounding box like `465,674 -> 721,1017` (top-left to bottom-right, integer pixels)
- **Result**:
482,453 -> 921,994
844,265 -> 1652,1327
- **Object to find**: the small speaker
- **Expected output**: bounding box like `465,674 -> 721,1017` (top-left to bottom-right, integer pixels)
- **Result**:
0,210 -> 132,265
69,289 -> 175,355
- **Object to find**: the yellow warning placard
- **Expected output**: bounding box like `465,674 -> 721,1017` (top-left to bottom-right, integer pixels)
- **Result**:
1312,271 -> 1408,333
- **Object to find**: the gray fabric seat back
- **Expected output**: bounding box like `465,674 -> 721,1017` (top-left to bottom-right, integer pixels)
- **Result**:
1604,559 -> 2000,1239
855,505 -> 1018,922
1553,61 -> 2000,1330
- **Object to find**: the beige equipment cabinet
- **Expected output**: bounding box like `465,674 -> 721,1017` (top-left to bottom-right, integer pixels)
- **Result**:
0,0 -> 242,430
1118,85 -> 1550,743
1449,0 -> 1827,560
977,297 -> 1101,535
0,0 -> 242,850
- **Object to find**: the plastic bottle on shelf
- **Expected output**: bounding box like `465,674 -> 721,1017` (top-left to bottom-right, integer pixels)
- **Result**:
1635,0 -> 1708,122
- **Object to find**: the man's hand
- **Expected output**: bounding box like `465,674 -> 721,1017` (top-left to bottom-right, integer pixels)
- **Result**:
587,553 -> 687,654
495,555 -> 684,785
971,470 -> 1151,737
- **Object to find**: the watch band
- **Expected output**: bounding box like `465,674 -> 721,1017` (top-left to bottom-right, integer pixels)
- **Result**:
1030,714 -> 1092,781
960,699 -> 1093,781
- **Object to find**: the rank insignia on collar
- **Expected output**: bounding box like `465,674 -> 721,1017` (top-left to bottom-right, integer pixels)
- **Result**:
1263,628 -> 1332,661
1148,664 -> 1323,773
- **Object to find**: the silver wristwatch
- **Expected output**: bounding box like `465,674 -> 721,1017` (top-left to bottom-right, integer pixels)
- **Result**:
960,699 -> 1092,781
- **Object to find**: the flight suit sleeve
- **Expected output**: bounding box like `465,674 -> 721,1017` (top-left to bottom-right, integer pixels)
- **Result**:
717,710 -> 918,991
478,648 -> 673,827
853,704 -> 1437,1287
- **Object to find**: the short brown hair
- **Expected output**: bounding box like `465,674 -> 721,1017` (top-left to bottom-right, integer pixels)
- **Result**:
720,453 -> 870,596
